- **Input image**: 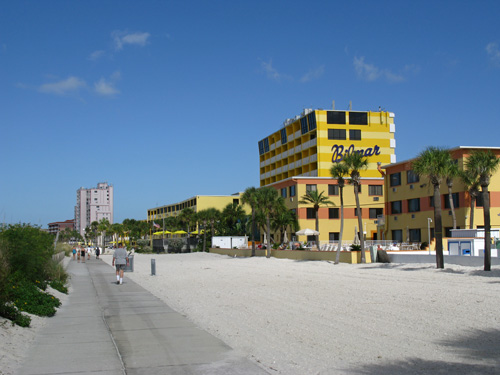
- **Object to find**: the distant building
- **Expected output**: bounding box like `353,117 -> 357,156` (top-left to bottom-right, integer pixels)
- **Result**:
75,182 -> 113,237
148,193 -> 249,223
48,219 -> 75,235
258,106 -> 395,245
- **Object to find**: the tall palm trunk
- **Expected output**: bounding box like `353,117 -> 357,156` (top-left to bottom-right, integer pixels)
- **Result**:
251,208 -> 256,257
266,214 -> 271,258
315,206 -> 320,249
482,185 -> 491,271
354,186 -> 365,263
334,187 -> 345,264
433,183 -> 444,269
447,183 -> 457,229
469,195 -> 475,229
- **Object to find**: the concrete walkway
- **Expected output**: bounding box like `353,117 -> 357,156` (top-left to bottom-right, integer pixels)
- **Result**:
18,257 -> 268,375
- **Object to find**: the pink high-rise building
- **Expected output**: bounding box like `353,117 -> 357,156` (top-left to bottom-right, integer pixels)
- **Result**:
75,182 -> 113,236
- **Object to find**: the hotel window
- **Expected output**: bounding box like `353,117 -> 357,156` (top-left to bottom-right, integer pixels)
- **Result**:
390,172 -> 401,186
258,140 -> 265,155
264,138 -> 269,152
392,230 -> 403,242
476,193 -> 485,207
391,200 -> 402,214
444,193 -> 459,208
308,112 -> 317,131
429,196 -> 434,207
328,184 -> 339,195
289,185 -> 296,197
329,232 -> 340,241
306,208 -> 315,219
281,188 -> 287,198
306,184 -> 317,193
328,129 -> 346,140
354,208 -> 362,217
349,129 -> 361,140
280,128 -> 287,144
369,208 -> 383,219
408,198 -> 420,212
407,170 -> 419,183
369,185 -> 383,196
326,111 -> 346,124
409,229 -> 421,242
349,112 -> 368,125
329,208 -> 339,219
301,117 -> 308,134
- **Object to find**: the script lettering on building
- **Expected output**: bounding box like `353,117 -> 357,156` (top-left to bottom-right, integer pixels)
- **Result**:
331,144 -> 381,163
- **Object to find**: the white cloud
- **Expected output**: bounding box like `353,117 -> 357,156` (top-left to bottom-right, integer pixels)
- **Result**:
112,31 -> 150,50
300,65 -> 325,83
94,71 -> 121,96
88,50 -> 105,61
261,59 -> 281,81
486,42 -> 500,66
353,56 -> 405,83
39,76 -> 86,95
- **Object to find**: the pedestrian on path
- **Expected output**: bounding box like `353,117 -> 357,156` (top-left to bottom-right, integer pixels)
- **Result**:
81,246 -> 86,263
112,243 -> 129,285
95,246 -> 100,259
72,246 -> 77,260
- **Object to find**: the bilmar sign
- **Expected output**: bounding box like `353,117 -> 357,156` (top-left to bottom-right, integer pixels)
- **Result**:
331,144 -> 381,162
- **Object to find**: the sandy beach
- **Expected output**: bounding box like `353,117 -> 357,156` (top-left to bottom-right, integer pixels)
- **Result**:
104,252 -> 499,374
2,253 -> 500,374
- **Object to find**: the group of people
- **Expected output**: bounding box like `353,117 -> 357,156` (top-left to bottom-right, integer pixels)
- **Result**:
71,243 -> 130,285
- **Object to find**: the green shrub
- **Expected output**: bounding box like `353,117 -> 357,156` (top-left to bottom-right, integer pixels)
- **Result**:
0,224 -> 54,283
56,243 -> 72,256
0,303 -> 31,327
9,278 -> 61,317
49,279 -> 68,294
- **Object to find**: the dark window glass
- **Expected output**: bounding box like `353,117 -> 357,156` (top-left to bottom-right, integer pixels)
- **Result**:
369,185 -> 383,196
444,193 -> 459,208
301,117 -> 308,134
328,184 -> 339,195
349,112 -> 368,125
328,129 -> 346,140
354,208 -> 362,217
391,201 -> 402,214
409,229 -> 421,242
326,111 -> 346,124
289,185 -> 296,197
429,196 -> 434,207
392,230 -> 403,242
329,208 -> 339,219
258,140 -> 264,155
308,112 -> 317,131
476,193 -> 484,207
390,172 -> 401,186
306,207 -> 315,219
280,128 -> 287,144
407,170 -> 419,183
281,188 -> 287,198
349,129 -> 361,140
369,208 -> 383,219
329,232 -> 340,241
264,138 -> 269,152
408,198 -> 420,212
306,184 -> 317,192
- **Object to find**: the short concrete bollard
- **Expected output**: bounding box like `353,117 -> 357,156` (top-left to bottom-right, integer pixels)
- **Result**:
151,258 -> 156,276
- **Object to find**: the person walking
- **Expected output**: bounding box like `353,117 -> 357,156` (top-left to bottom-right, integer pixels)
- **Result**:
80,246 -> 86,263
95,246 -> 100,259
72,246 -> 77,260
112,243 -> 129,285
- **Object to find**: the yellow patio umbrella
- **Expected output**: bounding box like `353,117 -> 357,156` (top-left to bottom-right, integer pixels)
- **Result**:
153,231 -> 164,235
173,230 -> 187,237
191,229 -> 205,235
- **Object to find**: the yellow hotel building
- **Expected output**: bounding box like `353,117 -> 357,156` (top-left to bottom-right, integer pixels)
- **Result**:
259,106 -> 396,245
147,193 -> 248,222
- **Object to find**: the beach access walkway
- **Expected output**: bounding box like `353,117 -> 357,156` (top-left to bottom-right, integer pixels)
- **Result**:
18,257 -> 267,375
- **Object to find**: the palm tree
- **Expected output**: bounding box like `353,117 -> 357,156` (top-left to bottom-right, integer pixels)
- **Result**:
97,218 -> 110,248
330,162 -> 350,264
444,159 -> 460,230
206,207 -> 221,248
255,187 -> 280,258
412,146 -> 451,269
241,187 -> 259,256
459,169 -> 481,229
465,150 -> 500,271
197,209 -> 210,252
272,204 -> 298,245
299,190 -> 334,249
342,152 -> 369,263
221,203 -> 246,235
179,208 -> 196,252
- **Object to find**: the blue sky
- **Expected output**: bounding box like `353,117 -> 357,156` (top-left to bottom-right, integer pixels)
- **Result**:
1,0 -> 500,226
